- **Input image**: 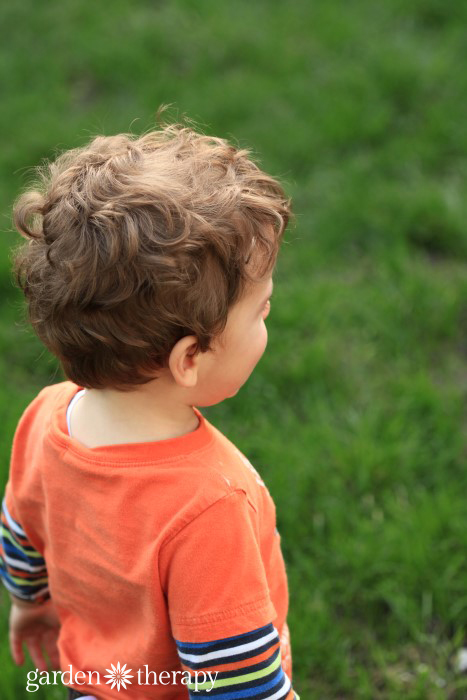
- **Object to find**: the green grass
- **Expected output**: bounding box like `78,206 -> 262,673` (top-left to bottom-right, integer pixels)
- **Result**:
1,0 -> 467,697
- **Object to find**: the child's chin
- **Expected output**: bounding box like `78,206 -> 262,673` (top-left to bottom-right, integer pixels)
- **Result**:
217,387 -> 240,402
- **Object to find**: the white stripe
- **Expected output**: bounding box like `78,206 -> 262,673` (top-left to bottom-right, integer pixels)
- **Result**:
177,626 -> 279,664
2,551 -> 46,573
2,499 -> 26,537
268,673 -> 291,700
1,577 -> 49,600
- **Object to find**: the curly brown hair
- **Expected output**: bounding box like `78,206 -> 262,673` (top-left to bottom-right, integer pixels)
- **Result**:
12,119 -> 292,391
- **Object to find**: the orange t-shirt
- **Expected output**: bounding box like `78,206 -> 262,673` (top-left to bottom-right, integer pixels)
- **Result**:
5,381 -> 292,699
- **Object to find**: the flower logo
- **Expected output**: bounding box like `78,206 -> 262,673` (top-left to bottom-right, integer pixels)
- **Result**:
104,662 -> 133,691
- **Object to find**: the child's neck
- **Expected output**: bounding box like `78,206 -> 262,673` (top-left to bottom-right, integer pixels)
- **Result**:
70,380 -> 199,449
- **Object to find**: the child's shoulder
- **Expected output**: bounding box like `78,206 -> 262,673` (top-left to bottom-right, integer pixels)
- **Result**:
25,379 -> 75,405
201,418 -> 274,512
206,420 -> 266,482
15,380 -> 73,428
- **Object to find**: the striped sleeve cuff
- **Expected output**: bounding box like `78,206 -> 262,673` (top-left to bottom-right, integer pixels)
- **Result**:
174,622 -> 297,699
0,498 -> 50,603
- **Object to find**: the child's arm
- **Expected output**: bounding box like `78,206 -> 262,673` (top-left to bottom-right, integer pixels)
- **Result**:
1,498 -> 60,671
174,622 -> 300,699
160,489 -> 300,699
0,498 -> 49,603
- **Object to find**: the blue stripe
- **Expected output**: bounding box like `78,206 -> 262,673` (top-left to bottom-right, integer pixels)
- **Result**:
1,536 -> 46,567
0,525 -> 43,555
0,505 -> 48,602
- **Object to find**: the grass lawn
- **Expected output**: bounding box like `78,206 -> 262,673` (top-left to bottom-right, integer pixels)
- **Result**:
1,1 -> 467,698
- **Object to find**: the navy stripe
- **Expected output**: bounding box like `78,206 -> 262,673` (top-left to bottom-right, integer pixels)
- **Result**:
175,623 -> 274,650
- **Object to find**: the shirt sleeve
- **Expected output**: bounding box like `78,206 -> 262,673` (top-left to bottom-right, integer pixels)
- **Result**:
159,489 -> 277,641
159,489 -> 300,698
0,496 -> 50,603
174,623 -> 300,699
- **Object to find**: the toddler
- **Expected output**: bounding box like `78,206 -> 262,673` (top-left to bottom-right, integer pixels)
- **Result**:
0,118 -> 298,699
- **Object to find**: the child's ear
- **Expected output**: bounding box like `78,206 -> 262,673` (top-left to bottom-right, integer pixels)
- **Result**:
168,335 -> 201,388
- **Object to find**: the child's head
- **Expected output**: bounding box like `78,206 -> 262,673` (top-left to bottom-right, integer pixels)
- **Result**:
12,119 -> 291,392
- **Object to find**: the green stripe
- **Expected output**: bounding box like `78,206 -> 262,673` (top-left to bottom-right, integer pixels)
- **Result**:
188,649 -> 282,690
7,573 -> 48,586
0,526 -> 44,559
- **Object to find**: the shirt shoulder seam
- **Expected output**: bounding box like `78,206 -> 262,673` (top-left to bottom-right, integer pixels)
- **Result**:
159,487 -> 249,551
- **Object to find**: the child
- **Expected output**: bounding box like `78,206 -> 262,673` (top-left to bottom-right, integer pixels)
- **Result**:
0,117 -> 298,699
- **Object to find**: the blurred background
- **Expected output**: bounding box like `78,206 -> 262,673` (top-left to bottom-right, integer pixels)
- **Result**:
1,1 -> 467,698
